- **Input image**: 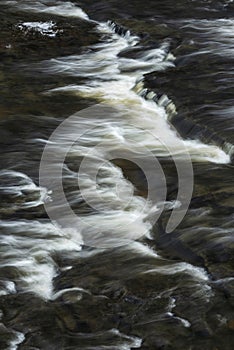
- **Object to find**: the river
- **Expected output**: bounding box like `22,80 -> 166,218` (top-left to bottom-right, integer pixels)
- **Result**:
0,1 -> 234,349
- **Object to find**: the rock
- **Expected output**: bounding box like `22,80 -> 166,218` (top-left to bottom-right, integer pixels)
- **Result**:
227,320 -> 234,331
0,8 -> 100,62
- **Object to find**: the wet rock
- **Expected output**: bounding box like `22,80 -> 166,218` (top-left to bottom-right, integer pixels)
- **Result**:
227,320 -> 234,331
141,335 -> 172,350
0,9 -> 100,62
0,323 -> 14,348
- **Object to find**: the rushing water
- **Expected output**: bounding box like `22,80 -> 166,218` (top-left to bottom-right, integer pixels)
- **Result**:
0,1 -> 234,349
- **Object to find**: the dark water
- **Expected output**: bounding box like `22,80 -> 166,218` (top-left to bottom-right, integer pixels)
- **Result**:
0,1 -> 234,349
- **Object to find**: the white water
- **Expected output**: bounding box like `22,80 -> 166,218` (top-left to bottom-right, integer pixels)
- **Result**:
0,170 -> 47,210
8,330 -> 25,350
66,329 -> 142,350
43,20 -> 230,163
144,262 -> 209,281
0,1 -> 229,304
38,5 -> 229,254
0,215 -> 82,299
2,0 -> 89,20
0,281 -> 16,297
167,297 -> 191,328
17,21 -> 60,37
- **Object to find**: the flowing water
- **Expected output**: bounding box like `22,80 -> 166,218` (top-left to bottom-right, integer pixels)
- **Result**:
0,0 -> 234,349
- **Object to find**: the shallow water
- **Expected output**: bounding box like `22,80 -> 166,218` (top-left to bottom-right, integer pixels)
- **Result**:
0,1 -> 234,349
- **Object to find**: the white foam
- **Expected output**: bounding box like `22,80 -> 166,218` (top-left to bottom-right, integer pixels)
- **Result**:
143,262 -> 209,281
166,297 -> 191,328
0,217 -> 82,299
0,170 -> 48,209
0,4 -> 230,301
42,141 -> 153,247
80,329 -> 142,350
0,281 -> 16,296
2,0 -> 89,20
51,287 -> 90,301
44,19 -> 230,164
38,14 -> 230,255
17,21 -> 60,37
8,330 -> 25,350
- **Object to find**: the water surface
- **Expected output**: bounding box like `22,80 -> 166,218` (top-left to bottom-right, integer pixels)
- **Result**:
0,1 -> 234,349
